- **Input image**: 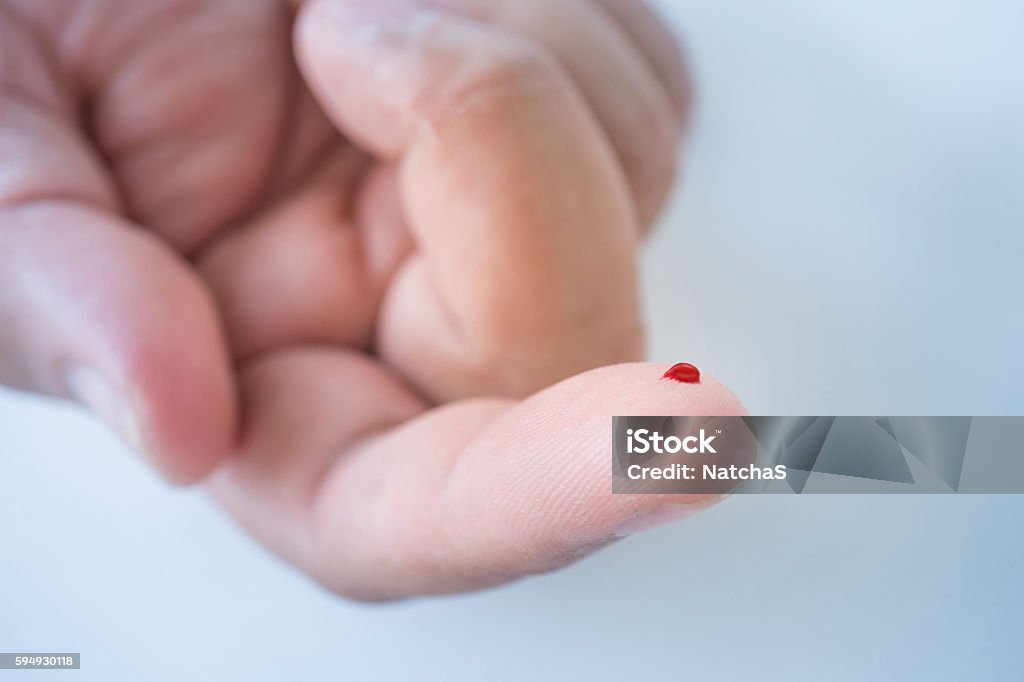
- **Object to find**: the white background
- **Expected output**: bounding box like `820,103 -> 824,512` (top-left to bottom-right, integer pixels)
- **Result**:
3,1 -> 1023,679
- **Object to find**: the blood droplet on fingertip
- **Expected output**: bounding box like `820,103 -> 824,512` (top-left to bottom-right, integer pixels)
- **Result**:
662,362 -> 700,384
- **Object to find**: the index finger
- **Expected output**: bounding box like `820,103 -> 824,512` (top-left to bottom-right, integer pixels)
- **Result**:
209,351 -> 744,600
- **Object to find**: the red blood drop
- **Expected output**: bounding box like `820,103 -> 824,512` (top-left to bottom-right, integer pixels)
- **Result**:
662,362 -> 701,384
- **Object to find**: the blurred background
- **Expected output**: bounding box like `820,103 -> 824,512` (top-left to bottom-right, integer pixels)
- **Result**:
2,0 -> 1023,679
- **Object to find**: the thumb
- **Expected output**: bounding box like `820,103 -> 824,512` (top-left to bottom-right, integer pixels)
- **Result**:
294,0 -> 643,401
0,201 -> 237,484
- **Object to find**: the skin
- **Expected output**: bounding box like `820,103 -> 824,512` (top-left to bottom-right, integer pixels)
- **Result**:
0,0 -> 743,599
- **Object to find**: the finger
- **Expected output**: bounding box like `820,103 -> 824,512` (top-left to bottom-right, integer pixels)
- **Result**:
0,32 -> 236,483
197,151 -> 414,359
295,0 -> 644,401
424,0 -> 684,226
210,354 -> 743,599
589,0 -> 693,121
73,0 -> 297,255
0,203 -> 238,483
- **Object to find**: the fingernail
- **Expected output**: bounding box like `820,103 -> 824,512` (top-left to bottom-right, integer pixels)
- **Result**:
613,496 -> 723,537
63,363 -> 144,455
319,0 -> 421,44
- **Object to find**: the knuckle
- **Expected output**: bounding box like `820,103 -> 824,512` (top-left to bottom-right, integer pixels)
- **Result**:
408,35 -> 562,124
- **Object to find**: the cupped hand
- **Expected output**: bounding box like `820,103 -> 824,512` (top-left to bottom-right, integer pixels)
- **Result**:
0,0 -> 743,598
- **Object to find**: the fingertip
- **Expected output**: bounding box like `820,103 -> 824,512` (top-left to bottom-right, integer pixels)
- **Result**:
1,203 -> 238,484
529,361 -> 746,417
122,260 -> 238,484
478,361 -> 743,563
121,322 -> 237,485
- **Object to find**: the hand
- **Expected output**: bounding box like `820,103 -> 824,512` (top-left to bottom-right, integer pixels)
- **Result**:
0,0 -> 742,599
